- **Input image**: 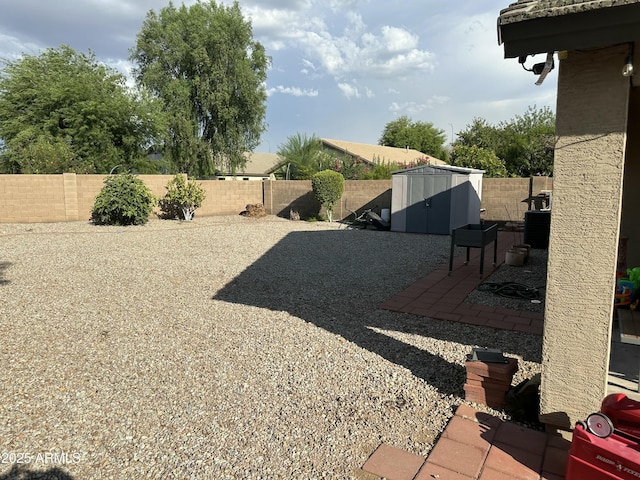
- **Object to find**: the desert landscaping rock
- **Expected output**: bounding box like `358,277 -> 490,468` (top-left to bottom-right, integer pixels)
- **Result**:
0,216 -> 542,478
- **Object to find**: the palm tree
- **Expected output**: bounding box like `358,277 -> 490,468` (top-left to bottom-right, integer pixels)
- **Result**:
274,133 -> 332,180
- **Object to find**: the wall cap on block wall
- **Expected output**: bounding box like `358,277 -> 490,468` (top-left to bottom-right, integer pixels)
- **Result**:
469,348 -> 507,363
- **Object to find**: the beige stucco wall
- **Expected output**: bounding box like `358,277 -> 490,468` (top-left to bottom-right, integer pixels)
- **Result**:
540,45 -> 630,429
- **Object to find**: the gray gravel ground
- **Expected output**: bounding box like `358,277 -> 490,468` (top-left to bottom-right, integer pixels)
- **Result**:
0,216 -> 542,479
466,248 -> 548,314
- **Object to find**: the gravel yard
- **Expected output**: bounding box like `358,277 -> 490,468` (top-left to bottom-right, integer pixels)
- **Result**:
466,247 -> 548,314
0,216 -> 542,479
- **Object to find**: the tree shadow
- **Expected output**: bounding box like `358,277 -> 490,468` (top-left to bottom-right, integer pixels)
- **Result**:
276,191 -> 321,219
214,229 -> 542,397
0,262 -> 12,285
339,189 -> 392,222
0,464 -> 75,480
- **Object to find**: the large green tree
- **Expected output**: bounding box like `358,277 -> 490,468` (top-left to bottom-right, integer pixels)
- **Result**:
455,118 -> 501,152
131,0 -> 269,178
450,145 -> 508,178
455,106 -> 555,177
379,116 -> 449,161
499,106 -> 555,177
0,45 -> 162,174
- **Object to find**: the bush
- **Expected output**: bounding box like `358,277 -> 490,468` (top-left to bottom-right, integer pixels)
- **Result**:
311,170 -> 344,222
158,174 -> 206,221
360,160 -> 398,180
91,173 -> 157,226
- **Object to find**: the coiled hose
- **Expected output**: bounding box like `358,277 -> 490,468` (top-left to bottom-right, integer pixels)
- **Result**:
477,282 -> 541,300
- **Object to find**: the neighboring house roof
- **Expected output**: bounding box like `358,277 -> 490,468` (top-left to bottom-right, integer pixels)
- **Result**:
239,152 -> 279,176
321,138 -> 445,165
498,0 -> 640,57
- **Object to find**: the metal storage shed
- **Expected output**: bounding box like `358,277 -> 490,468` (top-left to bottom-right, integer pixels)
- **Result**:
390,165 -> 484,235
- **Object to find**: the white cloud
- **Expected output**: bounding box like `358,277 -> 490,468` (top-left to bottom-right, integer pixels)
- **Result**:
389,96 -> 450,115
327,0 -> 369,11
380,26 -> 418,53
267,40 -> 287,52
336,79 -> 374,99
344,11 -> 366,37
245,4 -> 434,81
267,85 -> 319,97
0,33 -> 41,60
337,82 -> 360,99
249,0 -> 311,8
297,25 -> 434,79
301,58 -> 316,71
300,58 -> 323,78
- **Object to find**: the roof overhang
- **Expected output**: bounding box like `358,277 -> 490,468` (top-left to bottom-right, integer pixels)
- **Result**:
498,1 -> 640,58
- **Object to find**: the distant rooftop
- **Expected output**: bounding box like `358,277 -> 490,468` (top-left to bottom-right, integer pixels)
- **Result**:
321,138 -> 445,165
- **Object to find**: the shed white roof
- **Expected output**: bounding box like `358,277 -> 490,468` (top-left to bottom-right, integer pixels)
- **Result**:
392,164 -> 485,175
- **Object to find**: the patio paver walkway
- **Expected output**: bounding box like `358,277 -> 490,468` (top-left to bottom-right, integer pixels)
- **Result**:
360,229 -> 565,479
380,230 -> 544,335
361,404 -> 571,480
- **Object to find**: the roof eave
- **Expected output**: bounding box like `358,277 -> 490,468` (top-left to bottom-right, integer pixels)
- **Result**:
498,3 -> 640,58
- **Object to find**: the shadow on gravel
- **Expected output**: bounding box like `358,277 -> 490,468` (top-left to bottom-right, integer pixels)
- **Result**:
0,262 -> 11,285
0,464 -> 75,480
214,229 -> 542,397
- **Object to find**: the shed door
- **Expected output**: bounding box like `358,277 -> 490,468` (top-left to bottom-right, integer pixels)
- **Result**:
405,174 -> 452,234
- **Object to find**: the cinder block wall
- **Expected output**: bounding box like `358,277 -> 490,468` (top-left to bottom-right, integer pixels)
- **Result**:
481,177 -> 553,223
263,180 -> 318,218
0,174 -> 68,223
197,180 -> 263,216
339,180 -> 393,221
0,174 -> 552,223
75,175 -> 111,219
262,180 -> 393,220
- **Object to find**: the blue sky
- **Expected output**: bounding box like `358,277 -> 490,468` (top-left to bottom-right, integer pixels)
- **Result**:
0,0 -> 558,155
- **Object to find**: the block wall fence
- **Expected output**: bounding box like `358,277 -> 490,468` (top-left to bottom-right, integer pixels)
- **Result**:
0,174 -> 552,224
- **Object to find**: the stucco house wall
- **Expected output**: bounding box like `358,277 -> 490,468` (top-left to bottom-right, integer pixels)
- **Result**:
540,45 -> 631,429
498,0 -> 640,431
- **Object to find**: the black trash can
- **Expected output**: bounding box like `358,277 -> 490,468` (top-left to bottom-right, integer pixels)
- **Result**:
524,211 -> 551,249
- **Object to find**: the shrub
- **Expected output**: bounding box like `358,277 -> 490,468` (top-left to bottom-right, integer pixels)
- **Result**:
360,159 -> 398,180
91,173 -> 157,225
158,174 -> 206,221
311,170 -> 344,222
330,154 -> 369,179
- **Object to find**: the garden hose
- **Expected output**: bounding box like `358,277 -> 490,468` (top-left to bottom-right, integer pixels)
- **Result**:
477,282 -> 542,300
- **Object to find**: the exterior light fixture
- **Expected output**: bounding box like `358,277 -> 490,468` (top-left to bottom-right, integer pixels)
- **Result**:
519,52 -> 555,86
623,44 -> 634,77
